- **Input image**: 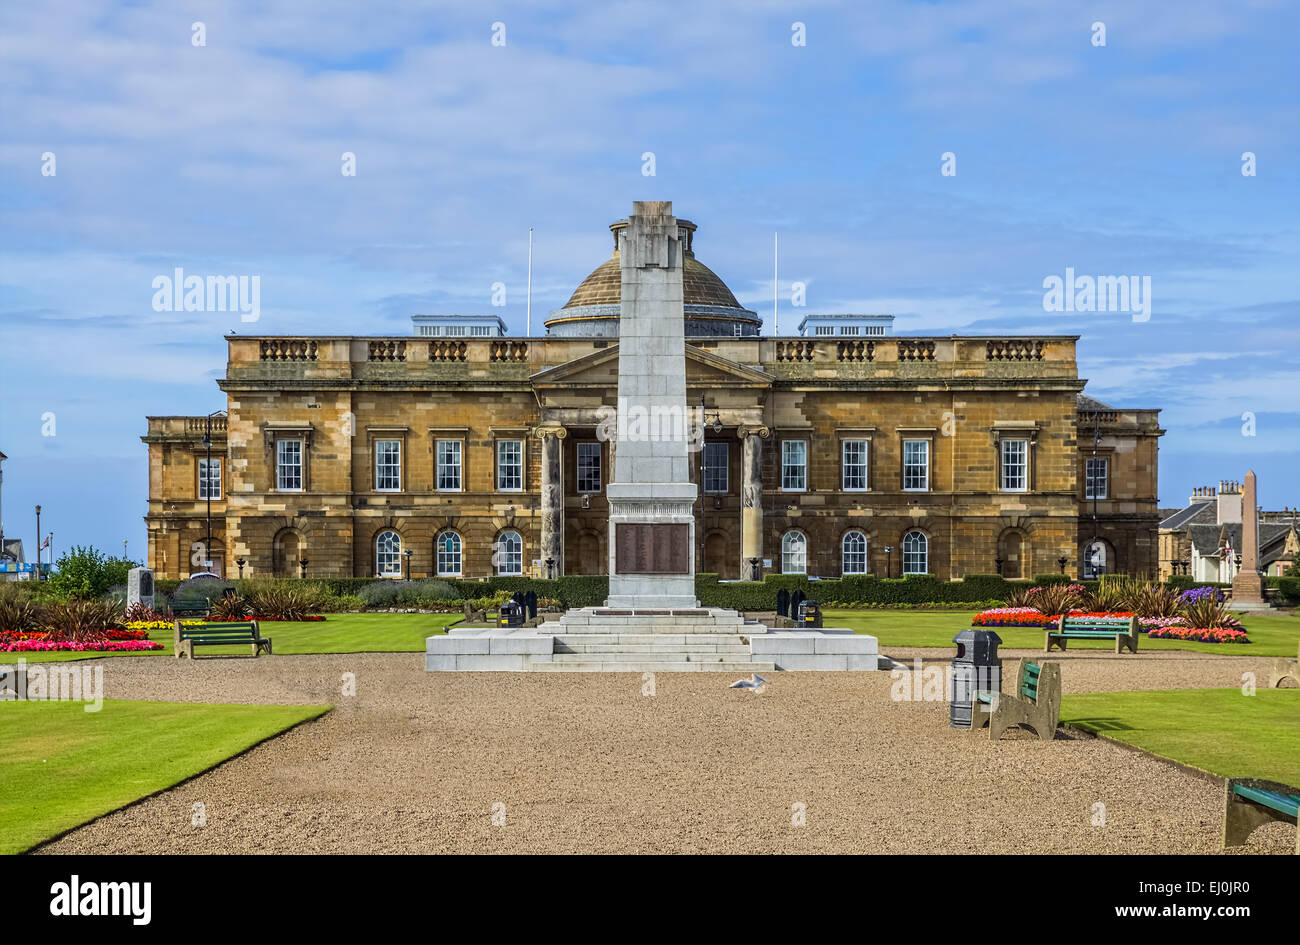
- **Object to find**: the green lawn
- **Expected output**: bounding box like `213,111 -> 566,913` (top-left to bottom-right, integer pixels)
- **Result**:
824,608 -> 1300,656
0,699 -> 330,854
1061,688 -> 1300,784
12,612 -> 463,663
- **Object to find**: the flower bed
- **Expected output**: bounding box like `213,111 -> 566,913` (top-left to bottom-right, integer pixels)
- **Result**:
1,639 -> 163,653
1148,625 -> 1250,644
972,607 -> 1054,628
1138,616 -> 1187,634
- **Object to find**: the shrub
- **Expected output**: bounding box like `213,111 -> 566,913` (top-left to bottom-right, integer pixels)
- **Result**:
1127,582 -> 1183,618
47,546 -> 140,599
209,594 -> 251,621
0,596 -> 42,634
1182,594 -> 1236,631
242,580 -> 329,621
40,599 -> 124,634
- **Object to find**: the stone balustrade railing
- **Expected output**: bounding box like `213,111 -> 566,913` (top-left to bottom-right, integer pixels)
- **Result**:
986,339 -> 1045,361
368,340 -> 406,361
259,339 -> 318,361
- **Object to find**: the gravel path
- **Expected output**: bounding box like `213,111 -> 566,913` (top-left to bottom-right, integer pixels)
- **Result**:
34,647 -> 1295,854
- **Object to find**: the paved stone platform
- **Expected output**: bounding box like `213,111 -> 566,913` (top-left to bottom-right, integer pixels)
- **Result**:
425,607 -> 885,671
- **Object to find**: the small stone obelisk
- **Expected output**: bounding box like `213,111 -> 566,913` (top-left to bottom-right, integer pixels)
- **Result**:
1231,469 -> 1265,604
605,202 -> 699,608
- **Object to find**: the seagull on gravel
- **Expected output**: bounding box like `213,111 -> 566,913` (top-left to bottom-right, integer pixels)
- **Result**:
729,673 -> 768,693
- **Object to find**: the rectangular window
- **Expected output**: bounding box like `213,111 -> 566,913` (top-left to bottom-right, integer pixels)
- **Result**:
437,440 -> 462,491
1085,456 -> 1108,499
782,440 -> 807,491
840,325 -> 860,335
814,325 -> 834,336
1001,439 -> 1028,491
375,439 -> 401,491
902,439 -> 929,491
577,442 -> 602,493
276,439 -> 302,491
445,325 -> 465,336
198,457 -> 221,500
471,325 -> 492,336
497,439 -> 523,491
842,439 -> 869,491
703,442 -> 729,494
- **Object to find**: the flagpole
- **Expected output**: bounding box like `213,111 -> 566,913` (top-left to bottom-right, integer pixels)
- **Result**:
526,227 -> 534,336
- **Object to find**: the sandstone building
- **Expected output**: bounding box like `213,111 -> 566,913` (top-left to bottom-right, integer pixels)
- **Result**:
143,212 -> 1164,582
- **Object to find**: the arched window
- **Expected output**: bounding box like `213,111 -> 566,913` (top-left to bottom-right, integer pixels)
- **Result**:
842,530 -> 868,575
436,531 -> 462,576
1082,540 -> 1109,579
902,530 -> 928,575
495,530 -> 523,576
781,530 -> 807,575
376,530 -> 402,577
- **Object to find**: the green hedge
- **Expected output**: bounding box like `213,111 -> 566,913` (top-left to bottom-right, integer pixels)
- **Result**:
1266,575 -> 1300,605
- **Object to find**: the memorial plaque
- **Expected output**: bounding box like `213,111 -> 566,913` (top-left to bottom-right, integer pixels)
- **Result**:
615,523 -> 690,574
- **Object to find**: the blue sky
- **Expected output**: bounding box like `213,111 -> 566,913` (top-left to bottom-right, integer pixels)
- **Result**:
1,0 -> 1297,560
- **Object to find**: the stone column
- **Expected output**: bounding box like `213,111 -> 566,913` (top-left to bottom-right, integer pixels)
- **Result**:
1231,469 -> 1265,603
535,425 -> 566,577
739,426 -> 769,581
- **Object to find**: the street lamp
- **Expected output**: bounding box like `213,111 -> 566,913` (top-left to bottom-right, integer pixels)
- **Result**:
34,505 -> 41,579
236,558 -> 246,579
299,557 -> 309,579
884,545 -> 894,579
403,548 -> 413,579
1057,556 -> 1068,575
545,556 -> 556,580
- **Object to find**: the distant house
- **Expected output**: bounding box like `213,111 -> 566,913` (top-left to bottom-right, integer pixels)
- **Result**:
1159,480 -> 1299,581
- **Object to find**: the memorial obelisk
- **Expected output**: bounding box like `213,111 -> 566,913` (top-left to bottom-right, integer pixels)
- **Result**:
1231,469 -> 1266,605
605,201 -> 699,608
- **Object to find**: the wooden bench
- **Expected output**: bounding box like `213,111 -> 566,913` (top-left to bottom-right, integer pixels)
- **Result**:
174,620 -> 272,659
968,659 -> 1061,741
1222,777 -> 1299,854
1046,614 -> 1138,654
1269,640 -> 1299,689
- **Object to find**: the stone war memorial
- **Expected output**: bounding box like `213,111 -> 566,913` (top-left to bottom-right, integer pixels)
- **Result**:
426,203 -> 883,671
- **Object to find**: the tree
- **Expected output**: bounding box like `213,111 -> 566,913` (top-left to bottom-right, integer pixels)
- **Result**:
47,546 -> 140,599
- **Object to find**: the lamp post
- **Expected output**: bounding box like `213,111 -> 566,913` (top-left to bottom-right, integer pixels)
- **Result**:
299,557 -> 309,579
403,548 -> 413,579
34,505 -> 41,579
545,556 -> 555,580
1057,555 -> 1068,576
995,556 -> 1004,576
884,545 -> 894,579
236,558 -> 246,579
748,557 -> 760,582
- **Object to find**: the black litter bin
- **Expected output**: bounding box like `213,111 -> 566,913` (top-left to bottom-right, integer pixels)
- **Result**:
498,601 -> 525,628
797,600 -> 823,629
950,629 -> 1002,728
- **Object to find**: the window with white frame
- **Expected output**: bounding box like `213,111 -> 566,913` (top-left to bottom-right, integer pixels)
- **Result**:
902,439 -> 929,491
902,530 -> 928,574
842,439 -> 869,491
198,457 -> 221,499
577,442 -> 601,493
1000,438 -> 1028,492
470,325 -> 492,336
840,325 -> 860,335
276,439 -> 303,491
781,530 -> 807,574
445,325 -> 466,336
496,439 -> 523,491
703,442 -> 728,494
842,530 -> 868,574
1085,456 -> 1108,499
436,531 -> 462,575
375,439 -> 401,491
436,440 -> 462,491
782,440 -> 807,491
495,530 -> 523,575
814,325 -> 834,336
375,530 -> 402,577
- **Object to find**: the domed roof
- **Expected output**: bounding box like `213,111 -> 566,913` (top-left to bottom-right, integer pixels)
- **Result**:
562,251 -> 745,310
546,216 -> 760,337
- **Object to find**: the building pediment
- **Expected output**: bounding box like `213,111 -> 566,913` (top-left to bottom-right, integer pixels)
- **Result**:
530,343 -> 771,391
